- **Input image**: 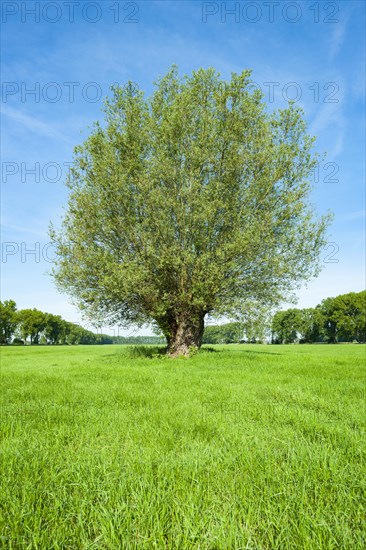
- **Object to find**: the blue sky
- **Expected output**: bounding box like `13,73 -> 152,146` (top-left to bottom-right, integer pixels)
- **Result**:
1,0 -> 365,334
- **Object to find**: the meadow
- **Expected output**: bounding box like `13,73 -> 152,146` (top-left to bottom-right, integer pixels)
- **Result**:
0,344 -> 365,549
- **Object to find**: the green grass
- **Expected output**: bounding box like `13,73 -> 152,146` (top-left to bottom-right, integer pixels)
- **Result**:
0,344 -> 365,549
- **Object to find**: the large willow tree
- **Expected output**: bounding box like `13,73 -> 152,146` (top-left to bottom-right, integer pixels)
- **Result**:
50,67 -> 331,356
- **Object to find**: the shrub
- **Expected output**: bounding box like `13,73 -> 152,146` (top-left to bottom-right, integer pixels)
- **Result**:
12,338 -> 24,346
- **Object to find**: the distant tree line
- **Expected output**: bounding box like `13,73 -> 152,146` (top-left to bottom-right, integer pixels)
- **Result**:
0,301 -> 169,346
202,291 -> 365,344
203,303 -> 271,344
203,323 -> 244,344
0,301 -> 114,345
271,291 -> 366,344
1,291 -> 364,346
202,321 -> 267,344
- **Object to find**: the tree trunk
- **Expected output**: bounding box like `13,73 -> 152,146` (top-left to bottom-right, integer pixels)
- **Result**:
167,312 -> 205,357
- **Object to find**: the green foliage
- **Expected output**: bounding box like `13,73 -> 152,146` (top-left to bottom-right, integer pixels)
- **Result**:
299,307 -> 324,343
272,308 -> 306,344
11,338 -> 24,346
0,300 -> 18,344
50,66 -> 331,355
271,291 -> 366,343
63,324 -> 113,345
320,291 -> 366,343
2,300 -> 113,346
203,322 -> 243,344
17,308 -> 46,345
43,313 -> 66,344
202,315 -> 270,344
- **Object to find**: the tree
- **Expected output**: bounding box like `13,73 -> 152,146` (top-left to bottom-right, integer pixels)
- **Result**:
65,323 -> 83,345
50,67 -> 331,356
271,291 -> 365,344
17,309 -> 46,344
43,313 -> 66,344
321,291 -> 366,343
203,322 -> 242,344
272,307 -> 324,344
0,300 -> 18,344
235,302 -> 271,343
299,307 -> 323,343
272,309 -> 302,344
202,325 -> 222,344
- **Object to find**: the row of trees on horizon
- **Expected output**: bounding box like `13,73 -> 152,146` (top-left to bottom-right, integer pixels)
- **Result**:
204,291 -> 366,344
1,290 -> 365,346
0,303 -> 114,345
0,303 -> 169,346
271,291 -> 366,344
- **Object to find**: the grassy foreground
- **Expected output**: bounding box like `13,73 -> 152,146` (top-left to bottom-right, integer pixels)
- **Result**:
0,344 -> 365,549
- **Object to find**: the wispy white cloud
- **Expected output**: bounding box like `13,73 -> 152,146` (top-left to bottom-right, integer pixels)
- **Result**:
338,210 -> 366,222
309,99 -> 345,160
1,105 -> 69,142
1,222 -> 48,238
329,22 -> 347,59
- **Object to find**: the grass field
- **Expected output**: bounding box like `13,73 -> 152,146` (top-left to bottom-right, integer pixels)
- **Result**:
0,344 -> 365,549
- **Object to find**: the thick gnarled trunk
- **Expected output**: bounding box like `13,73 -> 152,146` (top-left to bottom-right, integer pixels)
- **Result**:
166,312 -> 205,357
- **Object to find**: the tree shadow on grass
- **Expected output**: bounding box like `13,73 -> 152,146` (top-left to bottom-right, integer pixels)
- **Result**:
199,347 -> 220,353
128,345 -> 220,358
239,349 -> 283,356
128,346 -> 167,359
201,346 -> 283,356
127,345 -> 283,359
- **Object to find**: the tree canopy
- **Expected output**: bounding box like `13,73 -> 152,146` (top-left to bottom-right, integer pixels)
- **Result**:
0,301 -> 114,346
271,291 -> 366,343
50,67 -> 331,356
320,291 -> 366,343
0,300 -> 17,344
